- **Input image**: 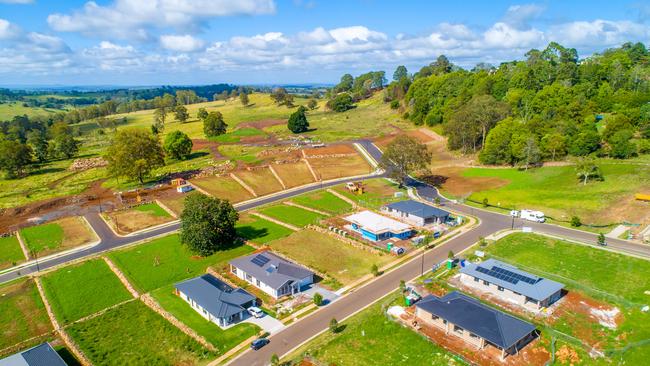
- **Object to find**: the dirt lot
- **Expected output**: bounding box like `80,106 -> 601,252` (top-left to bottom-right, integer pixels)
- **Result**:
420,167 -> 510,198
190,175 -> 254,203
103,204 -> 174,235
307,155 -> 371,180
374,128 -> 440,149
272,161 -> 316,188
303,143 -> 358,157
191,139 -> 223,159
235,168 -> 284,196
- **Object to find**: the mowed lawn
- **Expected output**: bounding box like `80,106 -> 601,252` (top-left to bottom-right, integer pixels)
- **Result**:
0,279 -> 52,352
268,230 -> 392,286
235,168 -> 284,196
292,190 -> 352,214
108,234 -> 255,293
67,300 -> 213,365
0,235 -> 26,270
190,175 -> 254,203
258,205 -> 326,227
236,214 -> 293,244
151,285 -> 260,355
19,217 -> 96,257
41,259 -> 133,324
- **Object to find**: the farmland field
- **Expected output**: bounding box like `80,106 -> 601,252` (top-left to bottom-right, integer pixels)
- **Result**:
236,213 -> 294,244
41,259 -> 133,324
292,190 -> 352,214
267,229 -> 392,287
0,279 -> 52,353
272,162 -> 315,188
307,154 -> 371,180
67,300 -> 213,365
234,168 -> 284,196
19,217 -> 96,257
151,284 -> 260,354
190,175 -> 254,203
258,205 -> 326,227
105,202 -> 174,234
108,234 -> 255,293
0,101 -> 59,120
0,235 -> 25,269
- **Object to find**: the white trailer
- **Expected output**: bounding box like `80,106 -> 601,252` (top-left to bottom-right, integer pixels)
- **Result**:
520,209 -> 545,223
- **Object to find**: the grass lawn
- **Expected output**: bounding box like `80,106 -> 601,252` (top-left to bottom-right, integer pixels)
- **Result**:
234,168 -> 284,196
272,161 -> 315,188
258,205 -> 326,227
108,234 -> 255,293
0,102 -> 58,120
0,279 -> 52,352
105,203 -> 175,234
151,284 -> 260,354
67,300 -> 213,365
19,217 -> 96,257
212,127 -> 265,143
308,155 -> 371,180
292,190 -> 352,214
267,230 -> 392,287
236,213 -> 293,244
288,291 -> 457,365
219,145 -> 265,165
333,178 -> 404,209
134,202 -> 172,217
0,235 -> 26,269
41,259 -> 133,324
190,175 -> 254,203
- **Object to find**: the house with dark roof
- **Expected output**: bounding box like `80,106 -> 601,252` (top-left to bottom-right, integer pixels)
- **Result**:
382,200 -> 450,226
459,258 -> 565,310
415,292 -> 537,359
229,251 -> 314,299
174,274 -> 256,328
0,343 -> 67,366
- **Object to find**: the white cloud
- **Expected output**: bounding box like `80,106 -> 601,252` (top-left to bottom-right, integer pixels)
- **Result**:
548,20 -> 650,48
160,34 -> 205,52
0,0 -> 33,4
503,3 -> 545,28
481,22 -> 545,49
0,18 -> 20,39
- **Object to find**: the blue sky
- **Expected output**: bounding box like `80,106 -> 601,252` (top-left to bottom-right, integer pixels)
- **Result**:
0,0 -> 648,86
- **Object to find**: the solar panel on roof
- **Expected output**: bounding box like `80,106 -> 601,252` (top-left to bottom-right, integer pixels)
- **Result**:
251,255 -> 270,267
490,266 -> 537,284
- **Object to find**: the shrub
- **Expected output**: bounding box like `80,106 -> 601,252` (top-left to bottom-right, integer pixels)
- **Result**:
313,292 -> 323,306
570,216 -> 582,227
371,263 -> 379,277
329,318 -> 339,333
390,100 -> 400,109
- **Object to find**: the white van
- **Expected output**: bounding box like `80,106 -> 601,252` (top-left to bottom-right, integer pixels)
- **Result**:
520,209 -> 545,223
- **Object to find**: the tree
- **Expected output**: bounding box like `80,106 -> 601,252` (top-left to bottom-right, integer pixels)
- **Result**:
307,98 -> 318,110
174,105 -> 189,123
482,197 -> 489,207
326,93 -> 354,112
334,74 -> 353,92
203,111 -> 228,137
371,263 -> 379,277
448,250 -> 454,259
0,140 -> 32,178
52,133 -> 80,159
517,137 -> 540,171
180,193 -> 239,256
106,128 -> 165,184
570,216 -> 582,227
287,106 -> 309,133
270,354 -> 280,366
446,95 -> 510,152
598,232 -> 606,246
153,108 -> 166,131
270,88 -> 294,107
381,135 -> 431,187
239,92 -> 249,106
608,129 -> 636,159
26,131 -> 48,163
313,292 -> 323,306
574,157 -> 603,185
541,133 -> 566,161
393,65 -> 408,81
329,318 -> 339,333
164,130 -> 193,160
197,107 -> 208,121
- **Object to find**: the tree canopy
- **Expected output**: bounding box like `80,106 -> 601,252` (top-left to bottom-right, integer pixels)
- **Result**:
287,106 -> 310,133
381,135 -> 431,186
203,111 -> 228,137
163,130 -> 193,160
180,193 -> 239,256
106,128 -> 165,184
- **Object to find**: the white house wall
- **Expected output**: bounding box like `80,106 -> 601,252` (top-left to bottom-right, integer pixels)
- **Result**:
232,267 -> 280,298
459,273 -> 543,310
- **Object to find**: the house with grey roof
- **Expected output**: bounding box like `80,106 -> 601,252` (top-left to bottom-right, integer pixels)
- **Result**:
0,343 -> 67,366
382,200 -> 450,226
229,251 -> 314,299
415,291 -> 537,360
174,274 -> 256,328
459,258 -> 565,310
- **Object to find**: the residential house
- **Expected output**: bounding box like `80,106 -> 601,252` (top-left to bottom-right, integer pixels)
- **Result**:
459,258 -> 565,310
415,291 -> 537,359
174,274 -> 256,328
344,210 -> 414,241
229,251 -> 314,299
382,199 -> 450,226
0,343 -> 67,366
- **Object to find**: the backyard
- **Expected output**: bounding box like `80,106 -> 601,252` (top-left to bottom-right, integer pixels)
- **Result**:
103,202 -> 174,234
258,204 -> 326,228
19,216 -> 96,257
0,235 -> 25,270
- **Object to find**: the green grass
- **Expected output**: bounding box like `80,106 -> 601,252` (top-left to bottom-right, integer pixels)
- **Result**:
151,284 -> 260,355
212,127 -> 266,143
236,214 -> 293,244
108,234 -> 255,293
41,259 -> 133,324
334,178 -> 404,209
219,145 -> 265,164
133,202 -> 172,218
258,205 -> 326,227
292,191 -> 352,214
0,101 -> 59,120
19,223 -> 64,254
0,279 -> 52,352
288,291 -> 458,365
67,300 -> 213,365
0,235 -> 25,269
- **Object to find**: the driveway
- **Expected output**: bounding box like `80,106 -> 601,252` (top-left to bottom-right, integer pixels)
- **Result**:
302,284 -> 339,304
244,314 -> 285,334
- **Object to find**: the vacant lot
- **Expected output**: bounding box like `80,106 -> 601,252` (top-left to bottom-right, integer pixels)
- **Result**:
19,217 -> 96,257
219,145 -> 265,165
236,214 -> 293,244
151,284 -> 260,355
272,162 -> 315,188
105,202 -> 174,234
308,155 -> 371,180
0,279 -> 52,352
108,234 -> 255,293
0,235 -> 25,270
258,205 -> 326,227
303,143 -> 358,157
235,168 -> 284,196
268,230 -> 392,287
190,175 -> 254,203
67,300 -> 212,365
41,259 -> 133,324
292,191 -> 352,214
333,178 -> 404,209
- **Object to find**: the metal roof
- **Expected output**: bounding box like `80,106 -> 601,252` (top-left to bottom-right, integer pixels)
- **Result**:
416,292 -> 536,350
385,200 -> 450,219
229,251 -> 313,290
344,210 -> 412,234
459,258 -> 564,302
0,343 -> 67,366
174,275 -> 255,319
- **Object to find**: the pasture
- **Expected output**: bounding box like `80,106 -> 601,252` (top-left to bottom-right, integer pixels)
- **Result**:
19,217 -> 96,257
258,205 -> 326,228
236,214 -> 294,244
0,235 -> 25,270
0,279 -> 52,353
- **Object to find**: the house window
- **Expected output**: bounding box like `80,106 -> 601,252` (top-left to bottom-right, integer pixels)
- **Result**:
431,314 -> 439,321
497,286 -> 504,292
442,319 -> 447,324
256,279 -> 261,287
453,325 -> 464,334
231,266 -> 237,274
483,280 -> 489,286
473,277 -> 479,282
245,274 -> 252,282
469,333 -> 479,339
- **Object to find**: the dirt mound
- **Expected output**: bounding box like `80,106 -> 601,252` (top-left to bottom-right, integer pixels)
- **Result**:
239,119 -> 286,129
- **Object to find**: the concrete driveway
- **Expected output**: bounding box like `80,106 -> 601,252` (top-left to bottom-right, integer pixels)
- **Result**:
302,284 -> 339,304
243,314 -> 285,334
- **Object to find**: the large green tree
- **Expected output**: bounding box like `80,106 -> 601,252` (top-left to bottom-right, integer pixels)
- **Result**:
180,193 -> 239,256
164,130 -> 193,160
106,128 -> 165,184
0,140 -> 32,178
174,105 -> 189,123
326,93 -> 354,112
381,135 -> 431,186
203,111 -> 228,137
287,106 -> 309,133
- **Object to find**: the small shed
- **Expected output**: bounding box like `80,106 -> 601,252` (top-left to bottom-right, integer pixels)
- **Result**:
171,178 -> 186,186
177,184 -> 194,193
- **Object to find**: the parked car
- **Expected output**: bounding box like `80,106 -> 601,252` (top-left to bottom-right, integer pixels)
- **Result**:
248,306 -> 264,318
250,338 -> 270,350
390,246 -> 405,255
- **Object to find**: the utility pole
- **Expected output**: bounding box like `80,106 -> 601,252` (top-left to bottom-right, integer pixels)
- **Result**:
420,250 -> 425,277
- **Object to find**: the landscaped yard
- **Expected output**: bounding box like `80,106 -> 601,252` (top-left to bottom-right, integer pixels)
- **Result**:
236,213 -> 294,244
307,154 -> 371,180
0,279 -> 52,353
292,190 -> 352,214
108,234 -> 255,293
272,162 -> 315,188
234,168 -> 284,196
67,300 -> 213,365
333,178 -> 404,209
190,175 -> 254,203
258,205 -> 326,227
267,229 -> 393,287
41,259 -> 133,324
151,284 -> 260,355
19,217 -> 96,257
0,235 -> 25,269
104,202 -> 174,234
